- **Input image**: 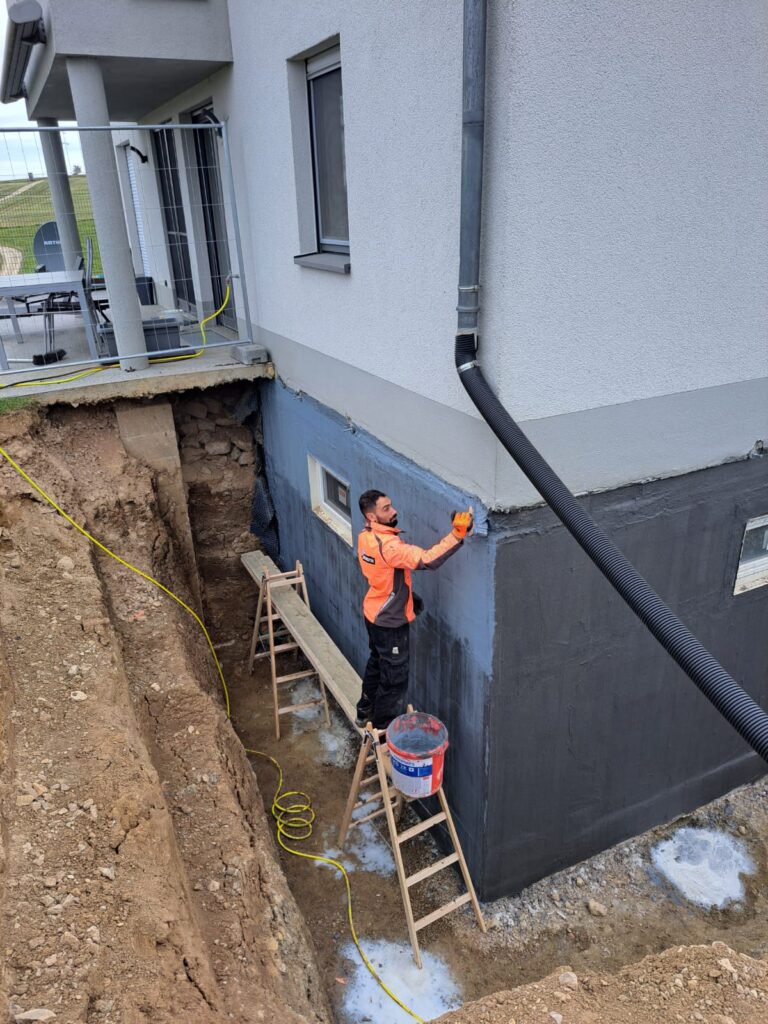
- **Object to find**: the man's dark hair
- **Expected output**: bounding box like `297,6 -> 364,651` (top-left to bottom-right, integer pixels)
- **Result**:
359,489 -> 386,517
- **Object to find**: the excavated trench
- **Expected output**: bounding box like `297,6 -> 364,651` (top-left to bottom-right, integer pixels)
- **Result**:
2,389 -> 768,1024
0,396 -> 329,1024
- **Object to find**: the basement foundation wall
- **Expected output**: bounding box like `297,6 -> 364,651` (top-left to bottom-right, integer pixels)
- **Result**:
488,454 -> 768,899
256,380 -> 768,900
256,381 -> 495,888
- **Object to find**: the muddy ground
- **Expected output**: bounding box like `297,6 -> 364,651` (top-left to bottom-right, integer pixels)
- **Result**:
1,391 -> 767,1024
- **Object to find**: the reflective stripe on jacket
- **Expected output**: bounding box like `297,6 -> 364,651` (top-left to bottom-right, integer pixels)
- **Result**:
358,522 -> 462,626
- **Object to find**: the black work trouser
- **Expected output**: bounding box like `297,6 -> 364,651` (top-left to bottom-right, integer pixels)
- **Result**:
358,620 -> 410,730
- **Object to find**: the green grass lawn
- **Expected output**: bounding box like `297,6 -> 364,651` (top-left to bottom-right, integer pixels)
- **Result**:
0,176 -> 102,274
0,178 -> 32,199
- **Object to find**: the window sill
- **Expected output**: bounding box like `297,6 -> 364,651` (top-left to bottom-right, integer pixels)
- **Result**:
294,251 -> 351,274
312,504 -> 353,546
734,558 -> 768,595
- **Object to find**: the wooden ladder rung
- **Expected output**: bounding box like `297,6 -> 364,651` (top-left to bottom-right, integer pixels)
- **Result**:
350,803 -> 395,827
276,669 -> 316,684
397,811 -> 447,844
254,641 -> 299,660
359,774 -> 382,789
357,784 -> 398,807
356,791 -> 383,808
278,698 -> 323,715
406,852 -> 458,888
414,892 -> 471,932
272,641 -> 300,655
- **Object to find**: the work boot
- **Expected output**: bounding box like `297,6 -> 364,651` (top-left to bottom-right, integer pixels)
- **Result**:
355,700 -> 373,727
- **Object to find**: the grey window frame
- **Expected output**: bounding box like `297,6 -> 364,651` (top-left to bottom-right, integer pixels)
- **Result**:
322,467 -> 351,519
306,46 -> 349,255
734,514 -> 768,595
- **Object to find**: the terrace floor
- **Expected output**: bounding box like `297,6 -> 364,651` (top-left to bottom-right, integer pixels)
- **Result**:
0,309 -> 272,405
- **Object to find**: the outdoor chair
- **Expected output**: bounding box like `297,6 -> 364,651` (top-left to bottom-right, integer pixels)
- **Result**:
84,237 -> 110,324
12,232 -> 109,361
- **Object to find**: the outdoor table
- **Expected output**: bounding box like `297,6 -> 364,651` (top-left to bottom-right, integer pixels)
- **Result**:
0,269 -> 99,371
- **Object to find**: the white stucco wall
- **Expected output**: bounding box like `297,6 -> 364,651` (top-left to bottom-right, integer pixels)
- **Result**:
42,0 -> 232,63
137,0 -> 767,504
482,0 -> 768,420
221,0 -> 768,416
225,0 -> 468,410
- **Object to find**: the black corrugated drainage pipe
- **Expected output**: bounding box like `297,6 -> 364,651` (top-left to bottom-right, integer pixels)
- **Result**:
456,0 -> 768,763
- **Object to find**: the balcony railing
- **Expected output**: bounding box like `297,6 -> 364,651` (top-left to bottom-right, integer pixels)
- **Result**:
0,123 -> 253,386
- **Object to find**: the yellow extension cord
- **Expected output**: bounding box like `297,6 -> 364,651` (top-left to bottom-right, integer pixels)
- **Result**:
0,282 -> 232,391
0,327 -> 426,1022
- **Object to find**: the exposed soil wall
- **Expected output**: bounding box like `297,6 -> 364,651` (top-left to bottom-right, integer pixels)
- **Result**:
0,404 -> 329,1024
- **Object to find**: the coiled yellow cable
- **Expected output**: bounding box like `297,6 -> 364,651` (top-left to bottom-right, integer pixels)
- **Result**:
0,428 -> 426,1023
247,749 -> 425,1023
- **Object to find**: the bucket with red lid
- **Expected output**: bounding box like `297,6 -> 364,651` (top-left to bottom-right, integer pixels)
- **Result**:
386,712 -> 449,798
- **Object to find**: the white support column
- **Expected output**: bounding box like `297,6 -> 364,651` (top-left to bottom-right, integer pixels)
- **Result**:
37,118 -> 82,272
66,57 -> 148,371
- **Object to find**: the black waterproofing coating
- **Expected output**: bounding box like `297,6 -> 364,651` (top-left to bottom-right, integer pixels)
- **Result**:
455,334 -> 768,764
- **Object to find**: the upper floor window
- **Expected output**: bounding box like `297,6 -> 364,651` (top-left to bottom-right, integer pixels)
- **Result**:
307,46 -> 349,254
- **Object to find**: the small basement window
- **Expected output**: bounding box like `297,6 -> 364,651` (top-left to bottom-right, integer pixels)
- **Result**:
734,515 -> 768,595
308,455 -> 352,546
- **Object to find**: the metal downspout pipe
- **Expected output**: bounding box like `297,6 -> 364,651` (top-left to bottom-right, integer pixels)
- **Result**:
455,0 -> 768,762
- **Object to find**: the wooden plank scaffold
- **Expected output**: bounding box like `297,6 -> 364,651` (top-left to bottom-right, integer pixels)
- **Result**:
339,715 -> 486,968
241,552 -> 485,963
242,550 -> 361,727
246,558 -> 330,739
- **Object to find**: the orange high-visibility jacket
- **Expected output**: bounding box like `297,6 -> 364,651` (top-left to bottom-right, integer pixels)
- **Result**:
358,521 -> 462,626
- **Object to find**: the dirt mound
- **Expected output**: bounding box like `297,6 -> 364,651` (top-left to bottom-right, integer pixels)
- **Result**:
436,942 -> 768,1023
0,404 -> 328,1024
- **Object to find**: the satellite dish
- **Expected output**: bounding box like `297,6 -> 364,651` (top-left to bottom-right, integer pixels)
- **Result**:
33,221 -> 64,271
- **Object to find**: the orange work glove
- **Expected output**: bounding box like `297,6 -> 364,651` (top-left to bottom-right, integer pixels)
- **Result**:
451,507 -> 474,539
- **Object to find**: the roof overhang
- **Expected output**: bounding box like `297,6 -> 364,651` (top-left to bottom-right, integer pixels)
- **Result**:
2,0 -> 233,119
27,54 -> 232,121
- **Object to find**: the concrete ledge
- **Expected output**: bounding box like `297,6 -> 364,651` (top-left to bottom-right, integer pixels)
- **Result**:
115,398 -> 203,611
293,251 -> 351,274
5,354 -> 274,406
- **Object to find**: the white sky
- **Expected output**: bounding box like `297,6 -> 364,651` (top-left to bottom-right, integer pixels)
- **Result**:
0,14 -> 85,180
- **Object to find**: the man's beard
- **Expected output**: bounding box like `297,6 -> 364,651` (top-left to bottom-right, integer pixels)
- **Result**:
380,515 -> 398,528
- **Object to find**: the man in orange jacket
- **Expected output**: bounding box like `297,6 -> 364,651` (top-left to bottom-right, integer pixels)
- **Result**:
356,490 -> 473,729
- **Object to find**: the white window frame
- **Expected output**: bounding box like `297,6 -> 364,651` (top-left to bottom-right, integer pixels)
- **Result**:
308,455 -> 352,546
734,514 -> 768,595
306,45 -> 349,254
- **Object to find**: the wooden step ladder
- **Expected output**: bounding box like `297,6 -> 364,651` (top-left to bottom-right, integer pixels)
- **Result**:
247,560 -> 330,739
339,718 -> 486,968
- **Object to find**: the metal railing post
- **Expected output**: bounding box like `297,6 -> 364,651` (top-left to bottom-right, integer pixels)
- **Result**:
220,119 -> 254,345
